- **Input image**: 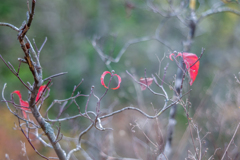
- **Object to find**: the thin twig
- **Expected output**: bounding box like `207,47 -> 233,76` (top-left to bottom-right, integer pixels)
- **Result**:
38,37 -> 48,58
92,35 -> 172,65
221,122 -> 240,160
126,70 -> 166,98
100,90 -> 190,120
71,79 -> 84,97
198,7 -> 240,23
190,48 -> 205,68
0,55 -> 31,90
17,118 -> 49,160
78,123 -> 94,146
43,72 -> 68,81
0,22 -> 19,31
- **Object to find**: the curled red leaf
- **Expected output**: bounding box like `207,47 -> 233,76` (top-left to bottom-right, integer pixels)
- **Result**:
100,71 -> 121,90
12,85 -> 49,118
169,52 -> 199,85
139,77 -> 153,90
12,90 -> 29,119
100,71 -> 111,89
111,74 -> 122,90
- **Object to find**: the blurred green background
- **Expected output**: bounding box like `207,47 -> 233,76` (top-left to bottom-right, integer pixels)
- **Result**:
1,0 -> 240,159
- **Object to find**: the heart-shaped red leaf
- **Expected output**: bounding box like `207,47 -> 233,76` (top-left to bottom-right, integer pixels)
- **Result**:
100,71 -> 121,90
139,77 -> 153,90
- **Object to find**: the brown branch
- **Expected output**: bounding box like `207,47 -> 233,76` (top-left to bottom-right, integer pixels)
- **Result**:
18,0 -> 36,41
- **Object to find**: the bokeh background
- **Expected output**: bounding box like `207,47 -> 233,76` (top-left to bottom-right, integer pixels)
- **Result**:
1,0 -> 240,159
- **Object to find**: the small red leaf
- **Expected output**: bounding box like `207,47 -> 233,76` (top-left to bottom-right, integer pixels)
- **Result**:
36,85 -> 49,103
182,52 -> 199,86
139,78 -> 153,90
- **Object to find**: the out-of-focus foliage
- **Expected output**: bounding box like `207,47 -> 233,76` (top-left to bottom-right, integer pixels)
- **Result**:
1,0 -> 240,159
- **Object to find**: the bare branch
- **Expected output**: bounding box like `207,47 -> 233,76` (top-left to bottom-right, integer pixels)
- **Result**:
71,79 -> 84,97
126,70 -> 167,98
99,91 -> 189,120
43,72 -> 68,81
17,118 -> 49,160
92,36 -> 172,65
78,123 -> 94,147
45,111 -> 96,123
0,55 -> 31,90
38,37 -> 48,58
18,0 -> 36,40
45,92 -> 88,119
0,22 -> 19,31
198,7 -> 240,23
66,147 -> 80,160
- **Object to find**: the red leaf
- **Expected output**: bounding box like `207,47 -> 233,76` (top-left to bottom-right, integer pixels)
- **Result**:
12,85 -> 49,119
111,74 -> 122,90
12,90 -> 29,119
100,71 -> 111,89
139,77 -> 153,90
100,71 -> 121,90
36,85 -> 49,103
169,52 -> 199,85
